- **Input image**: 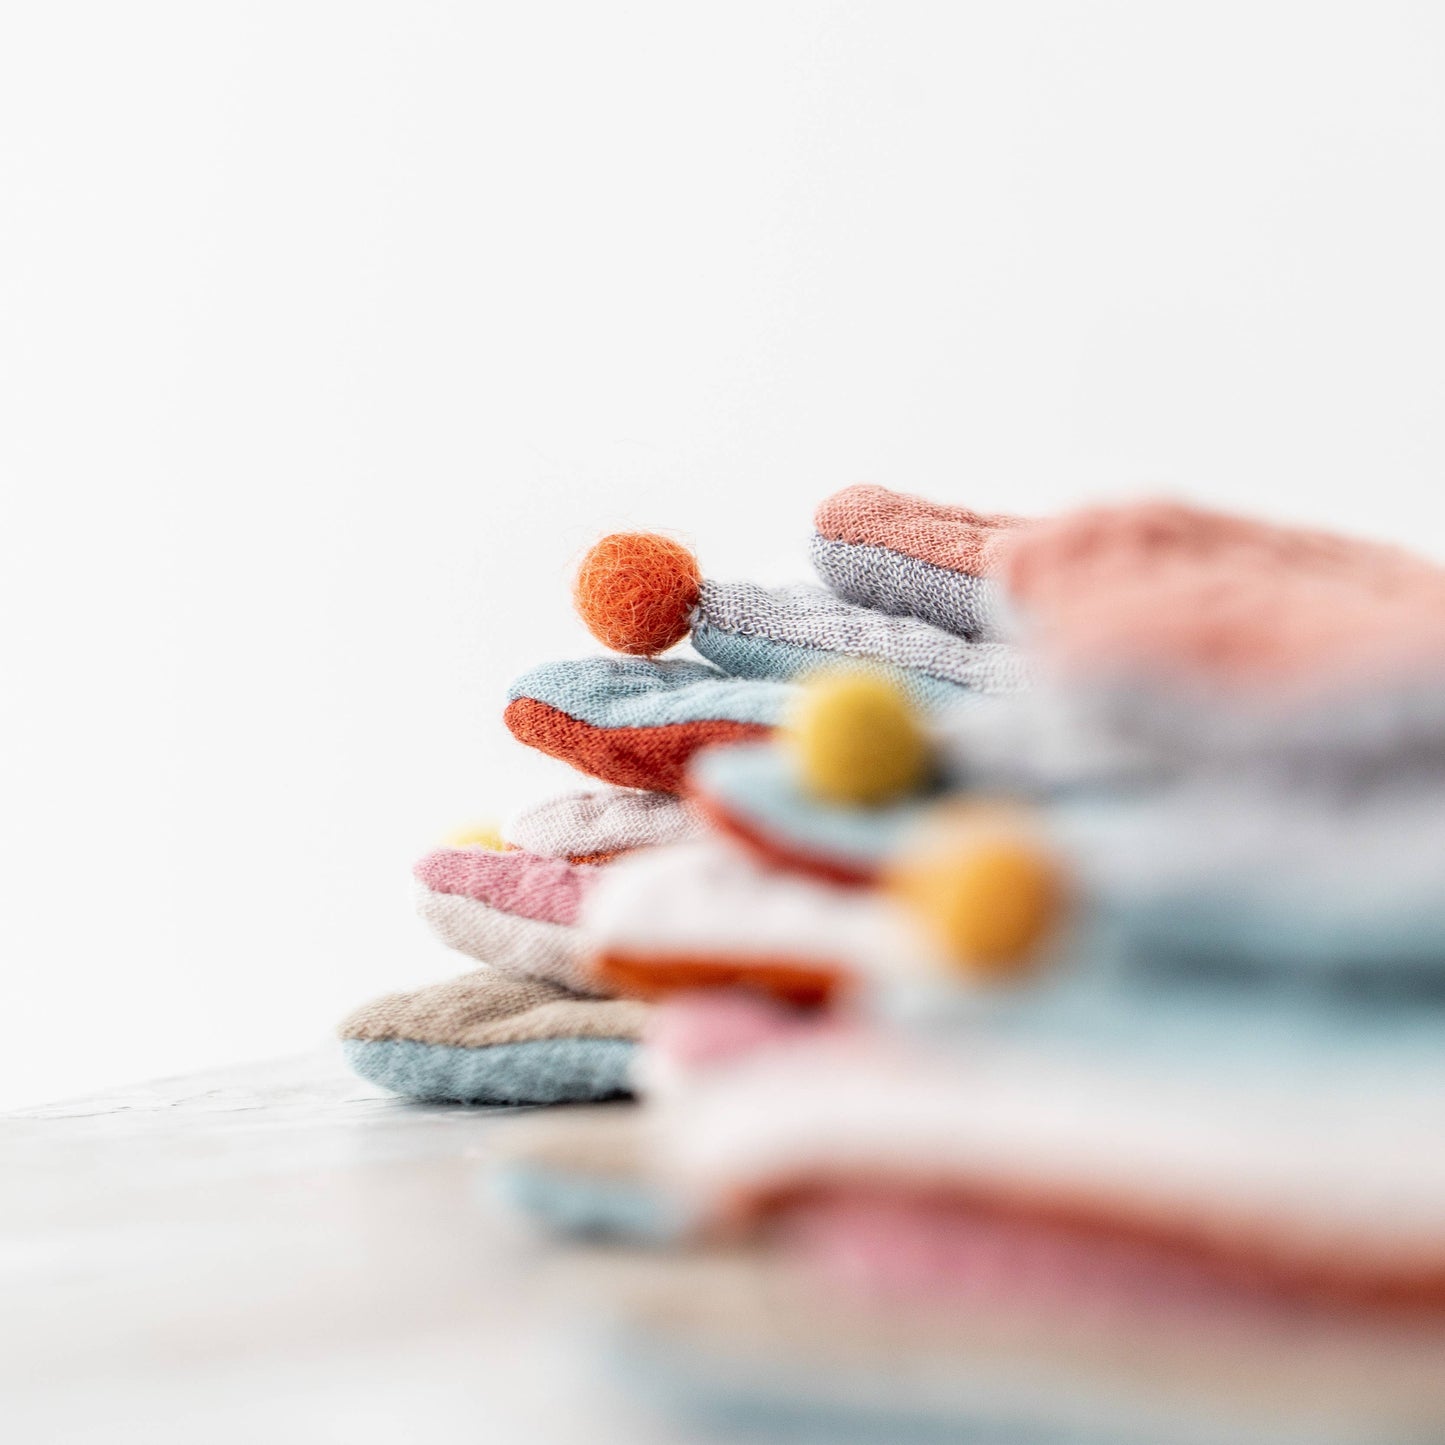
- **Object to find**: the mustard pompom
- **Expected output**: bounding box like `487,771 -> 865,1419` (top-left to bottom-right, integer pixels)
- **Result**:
887,802 -> 1065,979
789,669 -> 931,807
444,822 -> 507,851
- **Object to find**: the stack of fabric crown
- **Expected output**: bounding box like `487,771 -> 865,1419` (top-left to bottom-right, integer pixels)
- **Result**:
340,484 -> 1445,1443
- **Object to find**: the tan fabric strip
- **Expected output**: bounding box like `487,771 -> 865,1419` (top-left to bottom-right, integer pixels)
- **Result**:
339,968 -> 650,1049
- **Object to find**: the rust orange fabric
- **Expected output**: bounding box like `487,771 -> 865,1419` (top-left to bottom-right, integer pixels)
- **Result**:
504,696 -> 772,794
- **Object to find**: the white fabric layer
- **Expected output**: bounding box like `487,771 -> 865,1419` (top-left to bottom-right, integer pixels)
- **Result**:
414,882 -> 600,995
654,1030 -> 1445,1275
506,786 -> 703,858
580,839 -> 923,975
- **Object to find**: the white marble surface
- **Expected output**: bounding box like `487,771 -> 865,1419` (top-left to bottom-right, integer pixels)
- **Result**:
0,1051 -> 686,1444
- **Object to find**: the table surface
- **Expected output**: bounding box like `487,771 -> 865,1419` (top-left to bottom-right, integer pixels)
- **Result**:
1,1051 -> 693,1445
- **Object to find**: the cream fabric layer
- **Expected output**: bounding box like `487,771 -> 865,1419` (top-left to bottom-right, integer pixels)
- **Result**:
579,839 -> 923,976
506,786 -> 702,858
653,1030 -> 1445,1280
415,881 -> 599,994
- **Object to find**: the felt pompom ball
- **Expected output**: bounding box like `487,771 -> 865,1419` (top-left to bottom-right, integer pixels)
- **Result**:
444,822 -> 506,850
574,532 -> 702,656
789,669 -> 930,807
888,803 -> 1065,979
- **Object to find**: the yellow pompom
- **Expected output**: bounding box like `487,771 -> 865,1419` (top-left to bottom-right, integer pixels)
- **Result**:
887,802 -> 1065,980
444,822 -> 507,851
789,669 -> 930,807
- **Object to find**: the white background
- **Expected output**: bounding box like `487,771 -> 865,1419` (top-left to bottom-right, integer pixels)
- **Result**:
1,2 -> 1442,1108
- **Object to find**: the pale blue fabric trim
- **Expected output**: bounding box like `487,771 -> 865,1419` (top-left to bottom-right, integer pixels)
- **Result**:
605,1326 -> 1257,1445
342,1036 -> 636,1105
493,1163 -> 694,1244
695,578 -> 1029,701
690,740 -> 927,872
691,623 -> 975,713
810,533 -> 1012,643
878,963 -> 1445,1087
1050,792 -> 1445,997
508,656 -> 793,729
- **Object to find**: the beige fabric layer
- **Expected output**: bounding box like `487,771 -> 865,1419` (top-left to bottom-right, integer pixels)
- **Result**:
339,968 -> 650,1049
569,1249 -> 1445,1435
492,1104 -> 652,1180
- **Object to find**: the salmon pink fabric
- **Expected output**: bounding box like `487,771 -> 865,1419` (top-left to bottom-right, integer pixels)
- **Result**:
815,483 -> 1029,575
1002,500 -> 1445,694
414,847 -> 597,927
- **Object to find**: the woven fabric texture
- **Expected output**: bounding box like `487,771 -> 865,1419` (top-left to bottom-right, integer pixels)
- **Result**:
414,846 -> 596,927
339,965 -> 649,1049
810,484 -> 1030,640
687,740 -> 924,885
580,839 -> 918,1002
343,1037 -> 637,1106
414,882 -> 599,993
809,534 -> 1009,642
692,579 -> 1030,701
815,483 -> 1028,574
507,786 -> 701,859
505,658 -> 792,792
507,657 -> 793,729
504,697 -> 771,793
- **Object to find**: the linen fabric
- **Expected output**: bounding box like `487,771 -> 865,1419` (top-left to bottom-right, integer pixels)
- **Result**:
506,786 -> 701,860
692,578 -> 1030,707
579,839 -> 922,1006
415,846 -> 596,927
414,881 -> 598,993
340,967 -> 649,1105
810,483 -> 1030,641
504,657 -> 791,792
687,739 -> 927,886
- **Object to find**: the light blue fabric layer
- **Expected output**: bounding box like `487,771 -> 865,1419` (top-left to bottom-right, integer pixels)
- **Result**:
691,623 -> 975,713
690,740 -> 929,874
878,961 -> 1445,1094
508,656 -> 794,730
494,1162 -> 694,1243
810,533 -> 1012,643
1049,791 -> 1445,997
605,1325 -> 1359,1445
343,1036 -> 637,1105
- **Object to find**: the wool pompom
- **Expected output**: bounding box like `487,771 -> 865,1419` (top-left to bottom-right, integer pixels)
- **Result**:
788,669 -> 930,807
887,803 -> 1065,979
444,822 -> 507,851
574,533 -> 702,656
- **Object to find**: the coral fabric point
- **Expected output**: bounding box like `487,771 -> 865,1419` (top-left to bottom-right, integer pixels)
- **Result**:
888,802 -> 1065,980
790,669 -> 930,807
574,532 -> 702,656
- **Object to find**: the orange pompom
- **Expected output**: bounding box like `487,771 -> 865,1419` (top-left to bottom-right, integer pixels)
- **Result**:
574,532 -> 702,656
886,800 -> 1067,982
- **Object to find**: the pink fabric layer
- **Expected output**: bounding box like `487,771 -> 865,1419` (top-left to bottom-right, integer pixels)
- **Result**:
645,993 -> 841,1073
814,483 -> 1030,575
1002,500 -> 1445,694
413,847 -> 597,927
780,1190 -> 1343,1323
